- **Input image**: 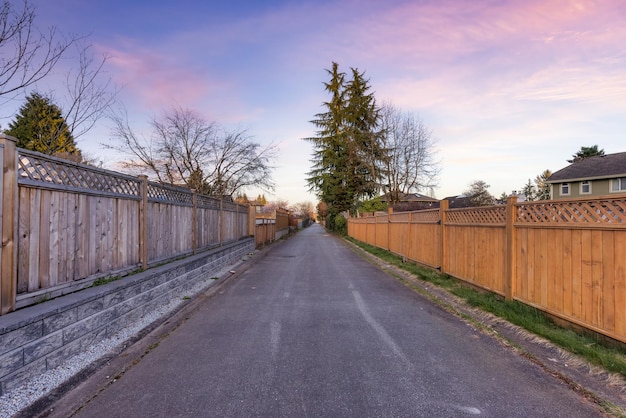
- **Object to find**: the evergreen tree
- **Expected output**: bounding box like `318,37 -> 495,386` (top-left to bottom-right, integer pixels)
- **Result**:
305,62 -> 348,222
465,180 -> 495,207
304,62 -> 386,230
5,92 -> 81,159
521,179 -> 536,201
534,169 -> 552,200
567,145 -> 604,163
344,67 -> 387,200
358,196 -> 387,213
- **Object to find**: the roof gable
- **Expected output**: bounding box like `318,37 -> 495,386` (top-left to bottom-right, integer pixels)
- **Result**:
548,152 -> 626,183
380,192 -> 438,203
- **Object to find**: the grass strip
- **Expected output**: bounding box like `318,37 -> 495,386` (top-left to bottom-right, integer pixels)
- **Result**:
347,237 -> 626,377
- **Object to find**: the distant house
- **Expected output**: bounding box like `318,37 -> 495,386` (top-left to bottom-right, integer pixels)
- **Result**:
495,191 -> 527,205
547,152 -> 626,199
381,192 -> 439,212
443,194 -> 473,208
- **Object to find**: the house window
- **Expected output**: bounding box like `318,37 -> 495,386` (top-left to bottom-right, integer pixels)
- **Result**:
580,181 -> 591,194
560,183 -> 570,196
612,178 -> 626,192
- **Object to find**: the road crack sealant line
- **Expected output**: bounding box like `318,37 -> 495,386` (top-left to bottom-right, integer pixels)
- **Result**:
343,238 -> 626,418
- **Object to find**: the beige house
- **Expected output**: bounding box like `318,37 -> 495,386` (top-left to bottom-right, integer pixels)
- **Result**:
547,152 -> 626,199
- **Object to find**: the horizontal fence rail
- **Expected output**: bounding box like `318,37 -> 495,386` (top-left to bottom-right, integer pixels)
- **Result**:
349,195 -> 626,344
0,135 -> 254,314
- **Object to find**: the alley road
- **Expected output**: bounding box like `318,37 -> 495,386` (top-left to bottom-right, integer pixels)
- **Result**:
52,224 -> 601,417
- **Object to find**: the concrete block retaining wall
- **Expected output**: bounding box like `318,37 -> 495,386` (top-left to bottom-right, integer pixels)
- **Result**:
0,238 -> 254,395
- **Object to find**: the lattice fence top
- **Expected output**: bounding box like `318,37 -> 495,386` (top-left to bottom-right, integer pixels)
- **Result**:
409,209 -> 440,223
222,201 -> 247,213
516,198 -> 626,226
446,206 -> 506,225
18,150 -> 140,197
197,194 -> 221,209
147,182 -> 193,205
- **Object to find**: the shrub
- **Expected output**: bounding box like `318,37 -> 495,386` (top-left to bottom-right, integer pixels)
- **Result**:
334,213 -> 347,235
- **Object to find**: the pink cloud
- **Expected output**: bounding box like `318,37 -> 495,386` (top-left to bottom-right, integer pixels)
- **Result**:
262,0 -> 618,80
96,40 -> 217,112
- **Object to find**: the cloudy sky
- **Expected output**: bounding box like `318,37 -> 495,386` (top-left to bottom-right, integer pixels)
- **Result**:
3,0 -> 626,204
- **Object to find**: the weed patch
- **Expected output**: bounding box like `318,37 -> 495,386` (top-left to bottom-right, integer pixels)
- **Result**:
91,276 -> 121,287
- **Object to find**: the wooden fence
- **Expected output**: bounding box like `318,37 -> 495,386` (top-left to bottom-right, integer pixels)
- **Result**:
255,218 -> 276,246
349,196 -> 626,344
0,135 -> 253,314
255,208 -> 291,246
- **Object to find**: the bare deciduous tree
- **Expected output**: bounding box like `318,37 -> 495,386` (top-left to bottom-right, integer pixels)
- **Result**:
379,103 -> 439,204
291,201 -> 315,218
62,43 -> 119,140
261,200 -> 289,213
0,0 -> 81,101
107,106 -> 277,197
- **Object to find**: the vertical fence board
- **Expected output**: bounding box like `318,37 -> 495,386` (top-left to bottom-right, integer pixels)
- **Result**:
529,228 -> 539,302
562,228 -> 573,316
538,228 -> 547,306
39,190 -> 51,288
580,229 -> 593,325
571,229 -> 583,320
602,231 -> 615,332
77,193 -> 89,279
116,199 -> 125,268
546,229 -> 552,309
88,196 -> 98,276
28,189 -> 41,291
591,230 -> 603,327
58,192 -> 68,285
615,233 -> 626,336
17,187 -> 30,293
67,193 -> 77,281
517,227 -> 527,300
49,191 -> 60,286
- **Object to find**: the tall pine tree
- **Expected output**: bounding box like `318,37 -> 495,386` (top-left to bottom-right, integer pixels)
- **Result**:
344,67 -> 387,200
5,92 -> 81,160
305,62 -> 386,230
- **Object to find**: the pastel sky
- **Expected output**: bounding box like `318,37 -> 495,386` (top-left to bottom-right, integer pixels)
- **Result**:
3,0 -> 626,204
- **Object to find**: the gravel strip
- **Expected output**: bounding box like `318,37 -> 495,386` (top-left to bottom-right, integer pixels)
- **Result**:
0,263 -> 239,418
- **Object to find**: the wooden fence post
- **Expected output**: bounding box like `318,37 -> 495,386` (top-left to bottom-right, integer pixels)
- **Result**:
373,212 -> 377,246
138,175 -> 148,270
407,211 -> 413,261
218,197 -> 223,246
387,207 -> 393,251
191,190 -> 197,254
235,203 -> 239,239
1,134 -> 18,314
439,200 -> 449,273
248,204 -> 256,238
504,196 -> 518,301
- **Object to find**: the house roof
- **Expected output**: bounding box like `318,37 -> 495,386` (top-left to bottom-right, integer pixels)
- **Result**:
443,194 -> 473,208
547,152 -> 626,183
380,192 -> 438,203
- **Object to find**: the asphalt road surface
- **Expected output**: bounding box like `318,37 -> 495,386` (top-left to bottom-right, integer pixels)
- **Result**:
51,223 -> 603,417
